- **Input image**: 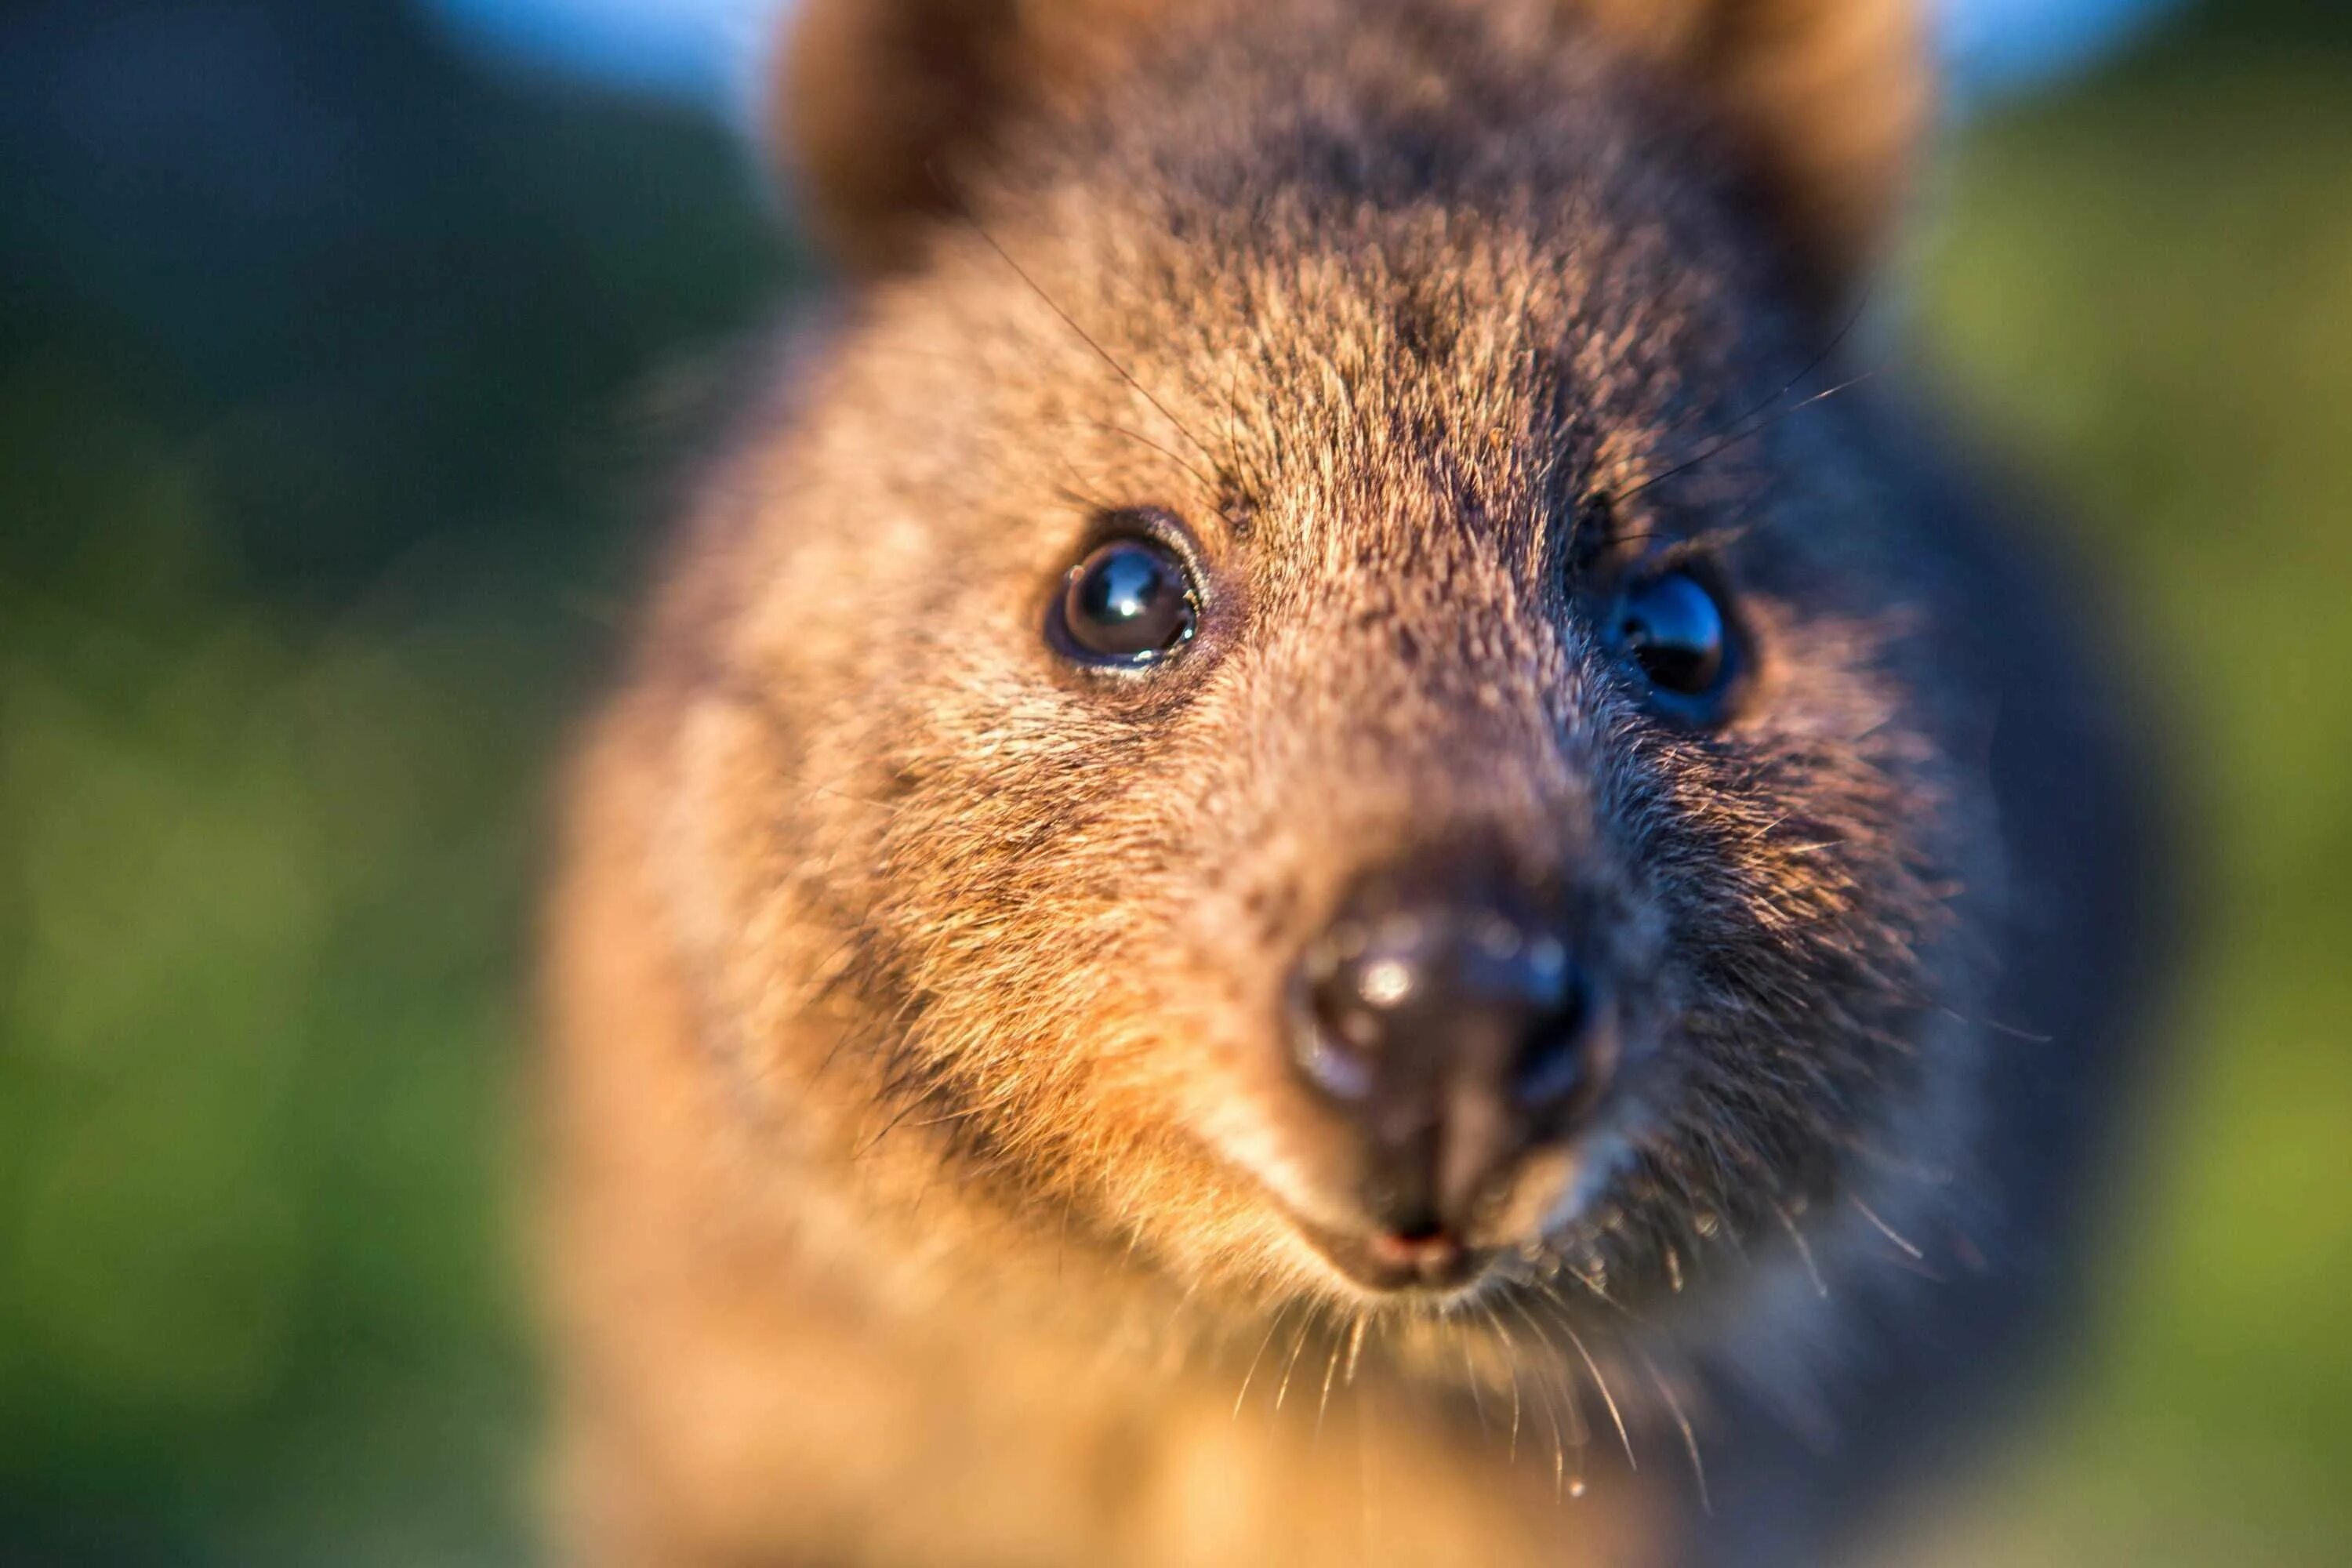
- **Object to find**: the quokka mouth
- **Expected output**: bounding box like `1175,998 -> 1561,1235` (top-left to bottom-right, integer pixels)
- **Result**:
1285,1210 -> 1502,1300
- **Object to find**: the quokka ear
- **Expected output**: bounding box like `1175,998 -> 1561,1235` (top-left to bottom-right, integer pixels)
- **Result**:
773,0 -> 1164,276
1571,0 -> 1933,298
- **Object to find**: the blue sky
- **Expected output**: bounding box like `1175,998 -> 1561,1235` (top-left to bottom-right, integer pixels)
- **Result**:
419,0 -> 2186,120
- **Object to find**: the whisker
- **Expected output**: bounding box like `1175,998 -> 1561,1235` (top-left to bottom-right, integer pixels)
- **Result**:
1638,1348 -> 1711,1515
1091,420 -> 1219,496
929,165 -> 1214,463
1552,1311 -> 1635,1472
1460,1330 -> 1492,1438
1233,1298 -> 1295,1419
1316,1320 -> 1348,1439
851,1094 -> 930,1160
1941,1003 -> 2056,1044
1482,1305 -> 1525,1463
1507,1301 -> 1595,1501
1850,1196 -> 1926,1261
1507,1300 -> 1570,1500
801,781 -> 909,816
1272,1310 -> 1317,1413
1219,355 -> 1253,499
1544,1267 -> 1642,1330
1646,282 -> 1877,453
1616,365 -> 1889,506
1773,1200 -> 1831,1299
1158,1274 -> 1203,1337
1606,519 -> 1762,558
1053,472 -> 1120,518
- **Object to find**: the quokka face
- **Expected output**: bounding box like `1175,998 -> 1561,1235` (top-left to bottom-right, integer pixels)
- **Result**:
643,0 -> 1992,1345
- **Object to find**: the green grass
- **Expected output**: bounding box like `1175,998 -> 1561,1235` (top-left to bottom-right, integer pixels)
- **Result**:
0,365 -> 551,1565
1893,27 -> 2352,1566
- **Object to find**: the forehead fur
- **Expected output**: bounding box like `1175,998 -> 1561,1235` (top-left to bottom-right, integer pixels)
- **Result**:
897,0 -> 1798,469
768,0 -> 1868,589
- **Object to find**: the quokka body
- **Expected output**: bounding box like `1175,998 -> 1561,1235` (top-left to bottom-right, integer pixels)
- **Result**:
542,2 -> 2166,1563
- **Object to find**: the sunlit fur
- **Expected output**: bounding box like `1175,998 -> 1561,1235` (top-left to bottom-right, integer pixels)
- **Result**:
543,2 -> 2159,1564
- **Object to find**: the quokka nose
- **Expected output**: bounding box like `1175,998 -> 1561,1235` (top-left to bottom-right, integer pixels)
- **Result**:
1287,852 -> 1610,1238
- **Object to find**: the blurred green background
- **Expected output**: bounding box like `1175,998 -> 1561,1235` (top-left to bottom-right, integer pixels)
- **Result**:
0,2 -> 2343,1563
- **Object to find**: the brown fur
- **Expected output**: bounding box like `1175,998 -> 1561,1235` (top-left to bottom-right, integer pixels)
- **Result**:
543,2 -> 2158,1563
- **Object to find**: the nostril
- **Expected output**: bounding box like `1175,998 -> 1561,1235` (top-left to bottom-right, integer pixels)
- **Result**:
1511,974 -> 1592,1111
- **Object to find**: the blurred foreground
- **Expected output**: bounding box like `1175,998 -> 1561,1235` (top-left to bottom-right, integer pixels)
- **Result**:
2,1 -> 2347,1563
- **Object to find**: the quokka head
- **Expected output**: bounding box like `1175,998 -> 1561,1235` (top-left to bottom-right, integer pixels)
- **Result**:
656,0 -> 1987,1333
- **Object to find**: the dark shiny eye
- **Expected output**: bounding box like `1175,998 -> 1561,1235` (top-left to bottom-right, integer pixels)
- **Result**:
1051,536 -> 1200,666
1613,568 -> 1734,711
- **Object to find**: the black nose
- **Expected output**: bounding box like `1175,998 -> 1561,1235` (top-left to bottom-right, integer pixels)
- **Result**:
1288,851 -> 1609,1240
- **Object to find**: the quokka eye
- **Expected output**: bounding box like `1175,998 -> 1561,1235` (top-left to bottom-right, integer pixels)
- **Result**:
1049,532 -> 1200,666
1610,567 -> 1740,723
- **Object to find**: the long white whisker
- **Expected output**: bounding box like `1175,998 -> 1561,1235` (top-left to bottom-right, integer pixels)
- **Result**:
1272,1310 -> 1316,1413
1851,1196 -> 1926,1260
1460,1329 -> 1492,1438
1773,1200 -> 1831,1298
1316,1319 -> 1348,1439
1483,1305 -> 1525,1464
1500,1295 -> 1572,1498
1549,1301 -> 1635,1472
1343,1313 -> 1369,1386
1638,1348 -> 1710,1515
1233,1298 -> 1294,1419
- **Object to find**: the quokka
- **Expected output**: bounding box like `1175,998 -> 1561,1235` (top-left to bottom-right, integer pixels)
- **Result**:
543,1 -> 2166,1562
